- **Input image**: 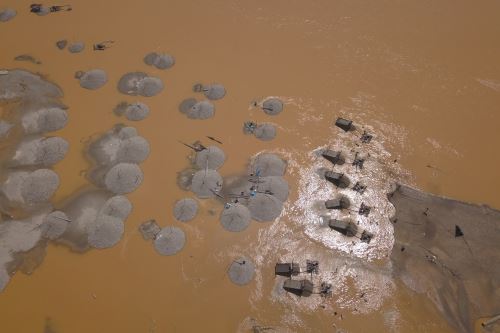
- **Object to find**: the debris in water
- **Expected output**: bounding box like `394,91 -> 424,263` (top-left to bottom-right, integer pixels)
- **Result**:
139,219 -> 161,240
93,40 -> 114,51
55,39 -> 67,50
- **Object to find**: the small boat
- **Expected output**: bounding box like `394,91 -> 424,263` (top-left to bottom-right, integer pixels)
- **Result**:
328,219 -> 358,237
325,196 -> 350,210
283,279 -> 314,297
335,118 -> 353,132
324,171 -> 350,188
275,263 -> 300,277
321,149 -> 345,165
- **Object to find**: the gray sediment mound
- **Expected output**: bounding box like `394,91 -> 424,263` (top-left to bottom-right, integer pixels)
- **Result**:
220,203 -> 251,232
68,42 -> 85,53
222,175 -> 289,203
173,198 -> 198,222
180,99 -> 215,119
250,153 -> 287,177
103,162 -> 144,194
193,83 -> 226,100
114,102 -> 150,121
153,226 -> 186,256
57,190 -> 132,252
0,69 -> 72,292
100,195 -> 132,220
389,184 -> 500,333
0,212 -> 48,292
0,8 -> 16,22
11,136 -> 69,167
21,107 -> 68,134
76,69 -> 108,90
178,98 -> 197,114
139,219 -> 161,240
190,169 -> 222,199
203,84 -> 226,100
0,121 -> 13,138
14,55 -> 41,65
228,257 -> 255,285
195,146 -> 225,170
0,70 -> 63,101
88,125 -> 150,166
256,176 -> 289,202
246,193 -> 283,222
42,210 -> 70,240
87,214 -> 125,249
262,98 -> 283,116
20,169 -> 60,204
254,123 -> 277,141
177,168 -> 196,191
117,72 -> 164,97
56,40 -> 67,50
144,52 -> 175,70
1,169 -> 59,206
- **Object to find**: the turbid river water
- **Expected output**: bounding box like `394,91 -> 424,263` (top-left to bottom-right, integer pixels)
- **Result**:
1,0 -> 499,332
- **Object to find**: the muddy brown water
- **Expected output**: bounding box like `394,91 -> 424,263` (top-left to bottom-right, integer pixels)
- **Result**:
1,0 -> 500,332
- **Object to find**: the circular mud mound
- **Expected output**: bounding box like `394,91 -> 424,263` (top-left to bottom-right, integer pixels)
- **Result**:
144,52 -> 175,70
42,211 -> 70,240
254,123 -> 276,141
257,176 -> 289,202
13,136 -> 69,167
190,169 -> 222,199
117,72 -> 164,97
89,126 -> 150,166
120,102 -> 150,121
184,100 -> 215,119
22,107 -> 68,134
220,203 -> 251,232
100,195 -> 132,220
262,98 -> 283,116
173,198 -> 198,222
77,69 -> 108,90
21,169 -> 60,204
196,83 -> 226,100
251,153 -> 287,177
117,136 -> 150,164
247,193 -> 283,222
87,215 -> 125,249
68,42 -> 85,53
104,163 -> 144,194
154,226 -> 186,256
178,98 -> 197,114
228,257 -> 255,285
195,146 -> 225,170
0,8 -> 16,22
